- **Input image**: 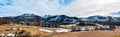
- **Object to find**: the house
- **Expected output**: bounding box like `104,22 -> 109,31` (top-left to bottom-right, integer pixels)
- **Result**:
95,23 -> 115,30
96,25 -> 110,30
72,26 -> 96,31
35,22 -> 43,26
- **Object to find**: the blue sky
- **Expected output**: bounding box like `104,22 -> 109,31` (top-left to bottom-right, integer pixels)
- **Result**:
0,0 -> 120,17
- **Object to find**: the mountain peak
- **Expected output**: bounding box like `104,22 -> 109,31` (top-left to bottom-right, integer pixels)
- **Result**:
20,13 -> 36,17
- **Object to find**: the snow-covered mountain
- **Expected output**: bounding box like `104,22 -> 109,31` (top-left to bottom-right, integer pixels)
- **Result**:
1,14 -> 120,23
15,14 -> 120,22
87,15 -> 109,21
12,14 -> 43,21
43,15 -> 79,23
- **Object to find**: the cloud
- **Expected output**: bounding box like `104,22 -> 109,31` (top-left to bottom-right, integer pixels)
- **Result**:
0,0 -> 120,17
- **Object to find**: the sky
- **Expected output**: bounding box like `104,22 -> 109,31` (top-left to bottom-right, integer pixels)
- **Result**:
0,0 -> 120,17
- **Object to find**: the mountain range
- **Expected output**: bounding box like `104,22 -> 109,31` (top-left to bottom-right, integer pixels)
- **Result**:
1,14 -> 120,23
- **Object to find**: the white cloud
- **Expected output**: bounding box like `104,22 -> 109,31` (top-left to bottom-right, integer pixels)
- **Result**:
0,0 -> 120,17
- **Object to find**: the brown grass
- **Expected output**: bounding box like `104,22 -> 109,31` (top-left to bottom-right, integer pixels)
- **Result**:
1,26 -> 120,37
0,26 -> 53,37
52,29 -> 120,37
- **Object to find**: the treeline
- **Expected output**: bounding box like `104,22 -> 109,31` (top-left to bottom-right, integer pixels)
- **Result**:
0,17 -> 120,26
0,17 -> 22,25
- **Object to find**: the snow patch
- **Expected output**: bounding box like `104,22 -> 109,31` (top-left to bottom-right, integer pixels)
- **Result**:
39,29 -> 53,33
56,28 -> 72,33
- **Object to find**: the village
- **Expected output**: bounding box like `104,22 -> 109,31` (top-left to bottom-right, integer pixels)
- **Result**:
36,22 -> 117,32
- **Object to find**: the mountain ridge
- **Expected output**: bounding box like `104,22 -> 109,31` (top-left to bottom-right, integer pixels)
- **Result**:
1,14 -> 120,23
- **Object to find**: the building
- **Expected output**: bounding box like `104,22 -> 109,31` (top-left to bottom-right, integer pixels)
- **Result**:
72,26 -> 96,31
